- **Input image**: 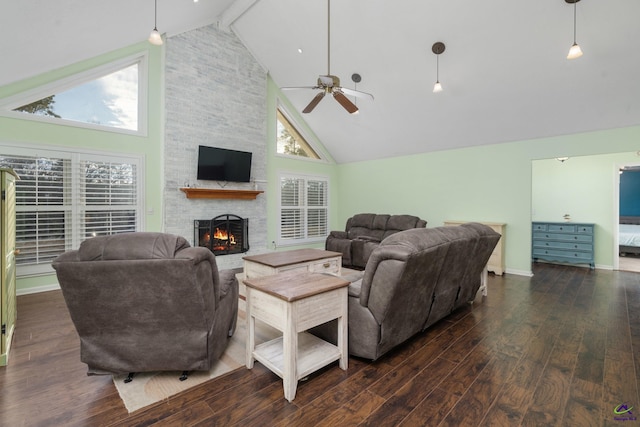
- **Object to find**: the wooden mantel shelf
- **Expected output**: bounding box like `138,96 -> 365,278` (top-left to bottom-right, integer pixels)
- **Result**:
180,188 -> 263,200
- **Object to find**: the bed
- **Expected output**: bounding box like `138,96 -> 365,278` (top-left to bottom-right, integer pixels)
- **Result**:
619,216 -> 640,255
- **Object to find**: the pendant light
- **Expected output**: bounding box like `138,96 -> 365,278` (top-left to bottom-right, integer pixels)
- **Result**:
432,42 -> 445,93
148,0 -> 163,46
566,0 -> 582,60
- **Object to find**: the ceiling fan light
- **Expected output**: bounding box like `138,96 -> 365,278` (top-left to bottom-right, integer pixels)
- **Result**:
433,81 -> 443,93
567,43 -> 583,59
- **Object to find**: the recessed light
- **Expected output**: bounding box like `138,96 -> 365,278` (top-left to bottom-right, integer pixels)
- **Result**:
297,48 -> 303,54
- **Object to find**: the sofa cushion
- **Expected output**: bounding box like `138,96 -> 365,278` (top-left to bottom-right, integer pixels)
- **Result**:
77,232 -> 190,261
372,214 -> 390,230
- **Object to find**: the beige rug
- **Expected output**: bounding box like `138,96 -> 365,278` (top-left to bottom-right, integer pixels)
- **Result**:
113,311 -> 279,413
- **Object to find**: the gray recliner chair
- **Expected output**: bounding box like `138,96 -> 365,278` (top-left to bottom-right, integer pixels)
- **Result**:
52,232 -> 239,379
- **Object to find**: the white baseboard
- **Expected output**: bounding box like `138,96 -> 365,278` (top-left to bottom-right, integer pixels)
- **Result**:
504,268 -> 534,277
17,283 -> 60,296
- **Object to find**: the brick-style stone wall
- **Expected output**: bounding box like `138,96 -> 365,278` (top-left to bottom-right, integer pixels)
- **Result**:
164,24 -> 267,270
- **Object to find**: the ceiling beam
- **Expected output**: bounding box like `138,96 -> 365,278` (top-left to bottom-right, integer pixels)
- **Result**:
218,0 -> 261,32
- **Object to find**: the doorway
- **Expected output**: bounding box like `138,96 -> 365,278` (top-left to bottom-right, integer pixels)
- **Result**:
617,164 -> 640,272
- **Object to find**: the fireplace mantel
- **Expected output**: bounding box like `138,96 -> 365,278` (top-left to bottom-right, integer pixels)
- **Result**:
180,188 -> 263,200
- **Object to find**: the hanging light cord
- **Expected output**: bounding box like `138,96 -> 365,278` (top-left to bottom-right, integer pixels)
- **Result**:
572,1 -> 577,44
327,0 -> 331,75
436,54 -> 440,83
154,0 -> 159,31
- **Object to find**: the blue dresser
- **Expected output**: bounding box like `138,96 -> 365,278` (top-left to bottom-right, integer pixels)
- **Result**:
532,222 -> 595,269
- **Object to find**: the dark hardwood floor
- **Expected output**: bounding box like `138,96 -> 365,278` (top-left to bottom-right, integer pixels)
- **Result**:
1,263 -> 639,426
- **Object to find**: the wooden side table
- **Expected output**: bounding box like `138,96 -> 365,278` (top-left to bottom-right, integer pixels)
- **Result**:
244,270 -> 349,402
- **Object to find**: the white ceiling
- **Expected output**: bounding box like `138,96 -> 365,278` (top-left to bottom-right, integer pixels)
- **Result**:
2,0 -> 639,164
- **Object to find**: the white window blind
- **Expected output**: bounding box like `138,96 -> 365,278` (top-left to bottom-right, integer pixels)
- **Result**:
279,173 -> 328,245
0,147 -> 142,276
79,159 -> 137,238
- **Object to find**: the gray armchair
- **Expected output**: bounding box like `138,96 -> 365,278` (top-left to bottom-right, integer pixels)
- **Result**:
325,213 -> 427,268
52,232 -> 239,378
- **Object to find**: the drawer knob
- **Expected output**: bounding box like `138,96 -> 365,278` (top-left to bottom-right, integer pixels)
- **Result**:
323,262 -> 330,268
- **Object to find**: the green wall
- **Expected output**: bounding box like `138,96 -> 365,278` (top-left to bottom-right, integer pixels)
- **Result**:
336,126 -> 640,275
265,77 -> 340,251
0,41 -> 165,293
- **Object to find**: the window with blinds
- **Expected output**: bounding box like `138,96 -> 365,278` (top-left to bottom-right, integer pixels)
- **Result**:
0,148 -> 142,276
278,173 -> 329,245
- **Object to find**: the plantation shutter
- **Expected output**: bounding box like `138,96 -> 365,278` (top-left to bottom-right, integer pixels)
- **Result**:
280,177 -> 304,240
1,156 -> 69,267
0,149 -> 142,276
79,158 -> 138,238
278,174 -> 329,244
306,179 -> 328,238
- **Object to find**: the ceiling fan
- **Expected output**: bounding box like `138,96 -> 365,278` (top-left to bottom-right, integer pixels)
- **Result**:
282,0 -> 374,115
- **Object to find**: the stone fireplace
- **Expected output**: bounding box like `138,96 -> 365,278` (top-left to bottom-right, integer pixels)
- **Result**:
195,214 -> 249,256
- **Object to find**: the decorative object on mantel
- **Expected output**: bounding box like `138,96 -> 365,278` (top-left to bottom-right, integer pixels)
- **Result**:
179,188 -> 263,200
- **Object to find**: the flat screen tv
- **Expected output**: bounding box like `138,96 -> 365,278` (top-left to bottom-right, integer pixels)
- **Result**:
197,145 -> 252,183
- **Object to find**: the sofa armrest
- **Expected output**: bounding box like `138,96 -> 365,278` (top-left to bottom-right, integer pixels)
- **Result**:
329,230 -> 348,239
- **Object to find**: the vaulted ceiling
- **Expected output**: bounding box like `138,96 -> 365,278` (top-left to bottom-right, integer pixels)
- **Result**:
2,0 -> 639,163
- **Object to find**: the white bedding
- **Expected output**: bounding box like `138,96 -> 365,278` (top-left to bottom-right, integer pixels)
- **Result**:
619,224 -> 640,247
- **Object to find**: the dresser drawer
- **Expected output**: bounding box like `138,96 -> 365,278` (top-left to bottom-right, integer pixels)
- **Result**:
576,225 -> 593,234
533,232 -> 592,243
532,240 -> 592,251
532,223 -> 547,232
533,248 -> 593,261
547,224 -> 576,233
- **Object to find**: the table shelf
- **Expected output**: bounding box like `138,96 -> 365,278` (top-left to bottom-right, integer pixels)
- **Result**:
252,332 -> 342,380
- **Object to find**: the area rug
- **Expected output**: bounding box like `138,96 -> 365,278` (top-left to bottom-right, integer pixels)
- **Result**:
113,310 -> 279,413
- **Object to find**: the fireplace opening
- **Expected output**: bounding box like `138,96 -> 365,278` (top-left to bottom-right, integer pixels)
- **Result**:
195,214 -> 249,255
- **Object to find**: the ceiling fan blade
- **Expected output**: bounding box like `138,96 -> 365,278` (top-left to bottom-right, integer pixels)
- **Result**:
340,87 -> 374,101
281,86 -> 320,91
303,92 -> 326,113
333,91 -> 359,114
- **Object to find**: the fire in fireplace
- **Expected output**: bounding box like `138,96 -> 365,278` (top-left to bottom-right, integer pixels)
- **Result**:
194,214 -> 249,255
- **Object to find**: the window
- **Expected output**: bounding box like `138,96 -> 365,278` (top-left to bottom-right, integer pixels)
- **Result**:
278,173 -> 329,245
0,146 -> 143,276
276,107 -> 321,159
0,54 -> 148,135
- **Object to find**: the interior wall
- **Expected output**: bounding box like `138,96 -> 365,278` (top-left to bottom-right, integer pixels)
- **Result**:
336,126 -> 640,275
0,41 -> 165,293
163,24 -> 267,270
532,152 -> 640,268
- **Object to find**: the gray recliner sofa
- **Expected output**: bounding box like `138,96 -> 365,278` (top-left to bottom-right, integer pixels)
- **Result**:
313,222 -> 500,360
52,232 -> 239,377
325,213 -> 427,269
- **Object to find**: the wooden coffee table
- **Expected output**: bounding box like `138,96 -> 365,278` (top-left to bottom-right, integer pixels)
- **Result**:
244,270 -> 349,402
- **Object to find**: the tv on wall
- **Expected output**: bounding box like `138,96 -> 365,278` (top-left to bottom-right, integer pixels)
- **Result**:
197,145 -> 252,183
